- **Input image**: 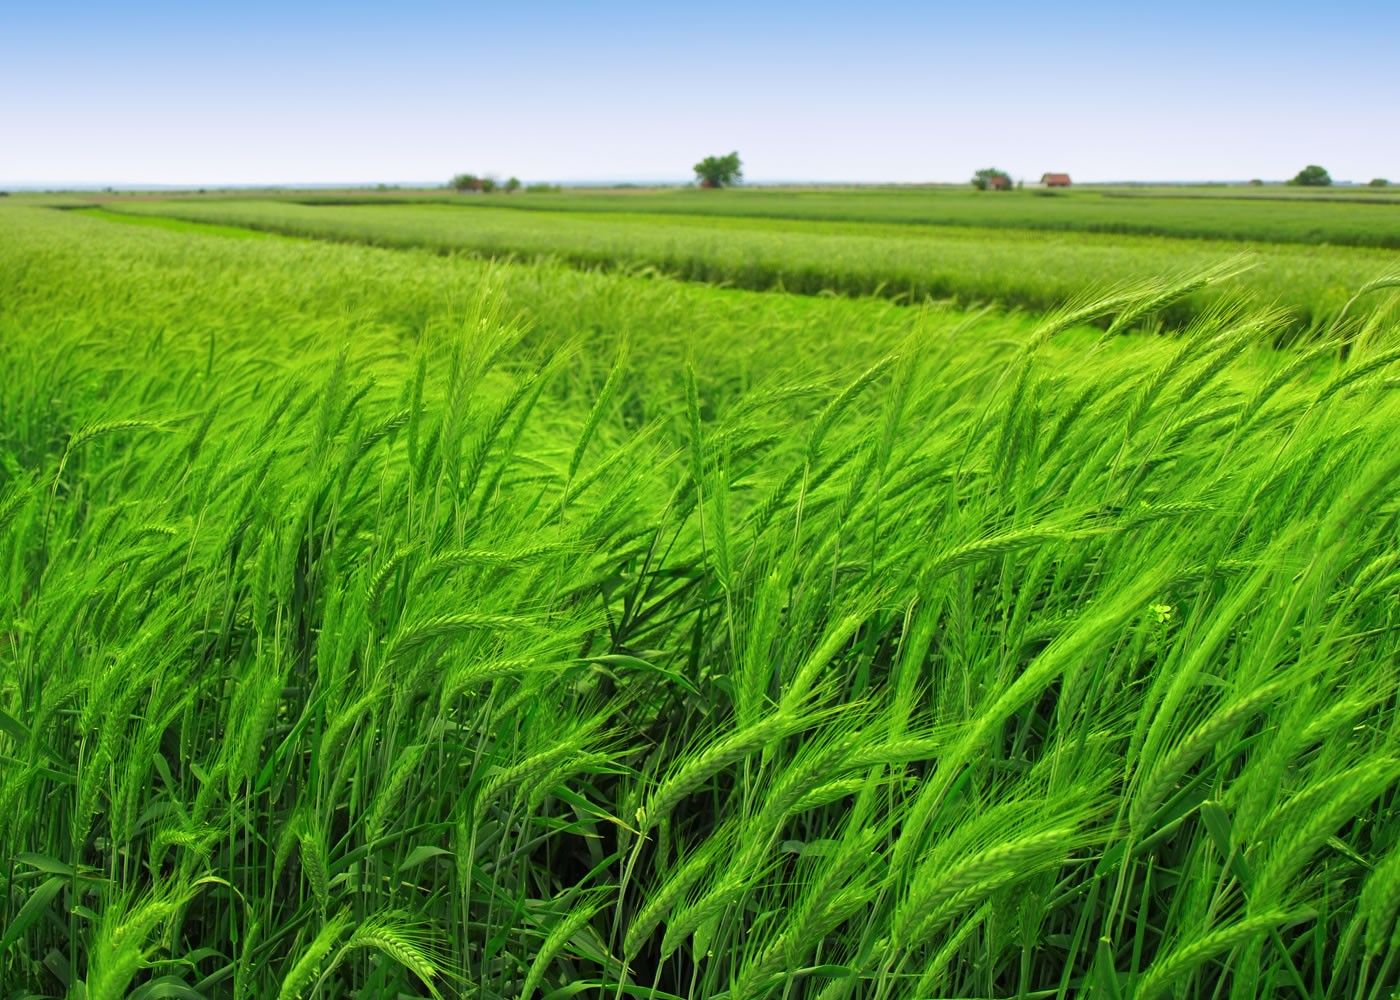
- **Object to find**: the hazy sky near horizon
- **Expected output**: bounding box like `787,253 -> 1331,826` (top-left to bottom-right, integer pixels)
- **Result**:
4,0 -> 1396,186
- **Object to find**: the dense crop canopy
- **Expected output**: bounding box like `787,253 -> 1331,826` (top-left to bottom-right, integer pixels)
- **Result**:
1,202 -> 1399,998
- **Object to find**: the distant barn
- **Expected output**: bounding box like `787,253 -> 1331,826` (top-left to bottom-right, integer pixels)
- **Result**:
988,175 -> 1012,191
1041,173 -> 1072,187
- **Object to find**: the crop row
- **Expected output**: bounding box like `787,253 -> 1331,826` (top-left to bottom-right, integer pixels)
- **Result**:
94,199 -> 1400,334
292,184 -> 1400,249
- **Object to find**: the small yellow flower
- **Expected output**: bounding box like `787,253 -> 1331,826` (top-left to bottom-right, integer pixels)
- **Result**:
1150,603 -> 1174,624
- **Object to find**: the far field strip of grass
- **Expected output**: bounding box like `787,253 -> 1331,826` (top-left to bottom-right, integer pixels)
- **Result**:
1094,185 -> 1400,204
279,185 -> 1400,249
101,199 -> 1400,332
68,205 -> 285,240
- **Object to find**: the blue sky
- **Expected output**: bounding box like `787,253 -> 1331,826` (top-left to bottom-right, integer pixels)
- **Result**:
3,0 -> 1396,186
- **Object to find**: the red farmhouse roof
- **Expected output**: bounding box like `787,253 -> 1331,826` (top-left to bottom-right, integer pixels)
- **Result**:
1041,173 -> 1071,187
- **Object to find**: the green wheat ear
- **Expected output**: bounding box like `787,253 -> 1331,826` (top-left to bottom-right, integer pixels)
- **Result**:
320,911 -> 449,999
520,892 -> 609,998
277,911 -> 353,1000
83,881 -> 197,1000
1133,911 -> 1307,1000
1358,848 -> 1400,957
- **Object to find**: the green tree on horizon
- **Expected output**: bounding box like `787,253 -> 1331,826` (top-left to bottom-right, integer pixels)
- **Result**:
1288,164 -> 1332,187
694,152 -> 743,188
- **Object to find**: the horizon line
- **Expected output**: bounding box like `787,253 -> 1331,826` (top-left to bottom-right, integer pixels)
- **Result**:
4,177 -> 1385,192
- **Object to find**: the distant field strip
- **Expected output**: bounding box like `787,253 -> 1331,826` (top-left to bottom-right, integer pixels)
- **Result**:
67,205 -> 283,239
102,199 -> 1400,330
290,185 -> 1400,248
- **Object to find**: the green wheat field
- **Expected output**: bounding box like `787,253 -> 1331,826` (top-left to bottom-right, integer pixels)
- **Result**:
3,187 -> 1400,998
